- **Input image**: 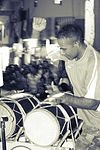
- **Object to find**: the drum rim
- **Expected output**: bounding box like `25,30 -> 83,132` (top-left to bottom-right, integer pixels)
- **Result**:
0,99 -> 16,139
24,108 -> 60,147
6,93 -> 33,100
10,145 -> 31,150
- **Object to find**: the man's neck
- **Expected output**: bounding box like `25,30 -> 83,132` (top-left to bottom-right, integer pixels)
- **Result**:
76,43 -> 87,60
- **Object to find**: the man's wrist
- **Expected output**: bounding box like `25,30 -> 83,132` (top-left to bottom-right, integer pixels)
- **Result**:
32,30 -> 40,38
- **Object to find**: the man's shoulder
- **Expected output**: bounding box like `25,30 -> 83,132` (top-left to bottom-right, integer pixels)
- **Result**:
87,44 -> 100,56
86,44 -> 100,63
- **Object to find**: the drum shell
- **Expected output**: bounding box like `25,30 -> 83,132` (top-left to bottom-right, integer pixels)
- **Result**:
6,93 -> 39,116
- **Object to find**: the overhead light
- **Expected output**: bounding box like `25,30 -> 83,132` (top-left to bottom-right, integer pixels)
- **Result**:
53,0 -> 62,5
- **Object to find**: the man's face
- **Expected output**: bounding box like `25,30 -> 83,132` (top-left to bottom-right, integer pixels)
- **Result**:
57,37 -> 78,60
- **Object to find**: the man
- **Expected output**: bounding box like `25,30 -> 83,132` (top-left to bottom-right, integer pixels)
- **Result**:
50,24 -> 100,124
47,24 -> 100,149
33,18 -> 100,149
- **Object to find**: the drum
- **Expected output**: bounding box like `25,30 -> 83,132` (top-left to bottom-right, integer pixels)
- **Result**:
0,93 -> 39,139
24,102 -> 79,147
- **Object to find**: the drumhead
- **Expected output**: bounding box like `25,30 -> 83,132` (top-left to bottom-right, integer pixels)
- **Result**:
24,109 -> 60,147
0,101 -> 16,139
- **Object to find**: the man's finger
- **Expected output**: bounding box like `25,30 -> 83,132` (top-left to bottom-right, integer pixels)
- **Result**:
51,81 -> 59,92
33,17 -> 46,25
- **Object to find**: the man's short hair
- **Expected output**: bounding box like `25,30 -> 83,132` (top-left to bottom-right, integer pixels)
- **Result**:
56,24 -> 84,44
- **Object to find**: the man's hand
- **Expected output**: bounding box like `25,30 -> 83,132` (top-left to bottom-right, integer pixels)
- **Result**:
45,92 -> 65,104
33,17 -> 47,32
46,81 -> 60,95
45,81 -> 62,104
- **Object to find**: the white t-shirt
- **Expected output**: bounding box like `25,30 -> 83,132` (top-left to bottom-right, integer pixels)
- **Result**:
65,44 -> 100,129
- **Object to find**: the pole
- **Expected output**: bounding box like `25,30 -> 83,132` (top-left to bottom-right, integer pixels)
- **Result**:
0,117 -> 8,150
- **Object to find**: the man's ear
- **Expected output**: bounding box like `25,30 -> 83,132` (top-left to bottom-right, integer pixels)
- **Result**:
74,41 -> 79,47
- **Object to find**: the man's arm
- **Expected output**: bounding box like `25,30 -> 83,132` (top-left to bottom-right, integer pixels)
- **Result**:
62,93 -> 99,110
47,92 -> 100,110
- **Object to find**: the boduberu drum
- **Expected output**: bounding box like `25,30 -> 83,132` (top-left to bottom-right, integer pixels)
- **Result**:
24,102 -> 79,147
0,93 -> 40,139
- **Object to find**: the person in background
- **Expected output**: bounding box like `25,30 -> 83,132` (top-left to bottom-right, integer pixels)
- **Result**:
32,17 -> 100,149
